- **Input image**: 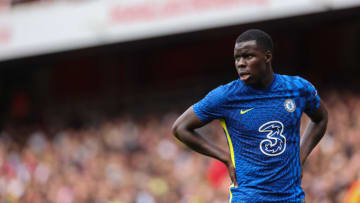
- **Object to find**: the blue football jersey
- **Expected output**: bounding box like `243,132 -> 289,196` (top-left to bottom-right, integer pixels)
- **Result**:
193,74 -> 320,203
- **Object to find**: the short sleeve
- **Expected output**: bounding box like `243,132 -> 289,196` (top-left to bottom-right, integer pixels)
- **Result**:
302,79 -> 320,115
193,86 -> 225,123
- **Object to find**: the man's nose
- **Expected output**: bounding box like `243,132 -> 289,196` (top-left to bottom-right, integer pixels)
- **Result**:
236,57 -> 246,68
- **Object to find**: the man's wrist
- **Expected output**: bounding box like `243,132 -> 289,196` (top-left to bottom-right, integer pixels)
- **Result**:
219,154 -> 231,166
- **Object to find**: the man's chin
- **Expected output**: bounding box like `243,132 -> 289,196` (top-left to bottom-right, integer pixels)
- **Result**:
239,77 -> 253,85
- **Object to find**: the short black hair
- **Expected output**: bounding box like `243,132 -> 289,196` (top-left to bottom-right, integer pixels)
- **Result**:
236,29 -> 273,53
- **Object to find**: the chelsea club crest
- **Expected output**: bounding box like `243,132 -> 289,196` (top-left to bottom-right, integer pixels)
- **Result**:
284,99 -> 296,113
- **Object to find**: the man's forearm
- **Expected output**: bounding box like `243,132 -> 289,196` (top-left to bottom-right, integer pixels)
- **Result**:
300,118 -> 328,166
173,126 -> 230,164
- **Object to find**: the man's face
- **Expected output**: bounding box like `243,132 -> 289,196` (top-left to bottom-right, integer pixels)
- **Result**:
234,40 -> 270,86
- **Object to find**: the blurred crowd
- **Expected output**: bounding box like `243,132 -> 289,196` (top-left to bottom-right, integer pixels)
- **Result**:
0,110 -> 229,203
302,91 -> 360,203
0,90 -> 360,203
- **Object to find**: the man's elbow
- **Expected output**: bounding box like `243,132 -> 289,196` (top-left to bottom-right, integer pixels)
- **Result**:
172,122 -> 189,142
171,122 -> 182,139
171,123 -> 179,136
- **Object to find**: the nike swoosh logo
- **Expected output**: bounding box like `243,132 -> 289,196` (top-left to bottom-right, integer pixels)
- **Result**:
240,108 -> 254,114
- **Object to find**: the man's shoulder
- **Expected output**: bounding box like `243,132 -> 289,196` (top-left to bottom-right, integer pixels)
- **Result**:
276,74 -> 312,89
222,79 -> 241,90
203,79 -> 241,103
211,79 -> 241,94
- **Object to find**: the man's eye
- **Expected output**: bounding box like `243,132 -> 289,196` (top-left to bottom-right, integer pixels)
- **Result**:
245,55 -> 253,59
235,56 -> 240,61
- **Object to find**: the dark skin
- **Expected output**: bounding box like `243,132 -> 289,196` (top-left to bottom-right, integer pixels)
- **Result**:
172,40 -> 328,187
234,40 -> 273,88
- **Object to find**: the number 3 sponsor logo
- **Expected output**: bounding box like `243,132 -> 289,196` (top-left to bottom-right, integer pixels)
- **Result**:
259,121 -> 286,156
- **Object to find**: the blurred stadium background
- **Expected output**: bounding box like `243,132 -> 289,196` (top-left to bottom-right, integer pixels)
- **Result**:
1,0 -> 360,202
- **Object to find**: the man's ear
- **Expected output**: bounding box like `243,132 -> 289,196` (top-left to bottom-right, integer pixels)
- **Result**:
265,51 -> 272,63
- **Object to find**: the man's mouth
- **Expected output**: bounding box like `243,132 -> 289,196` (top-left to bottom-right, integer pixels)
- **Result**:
239,73 -> 251,81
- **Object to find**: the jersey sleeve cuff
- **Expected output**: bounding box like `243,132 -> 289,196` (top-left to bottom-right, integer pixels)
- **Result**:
192,104 -> 212,124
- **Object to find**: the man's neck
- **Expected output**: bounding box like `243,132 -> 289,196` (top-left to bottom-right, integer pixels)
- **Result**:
252,67 -> 274,89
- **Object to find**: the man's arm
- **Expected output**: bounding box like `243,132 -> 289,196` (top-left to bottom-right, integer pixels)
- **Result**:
172,106 -> 237,185
300,99 -> 328,166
